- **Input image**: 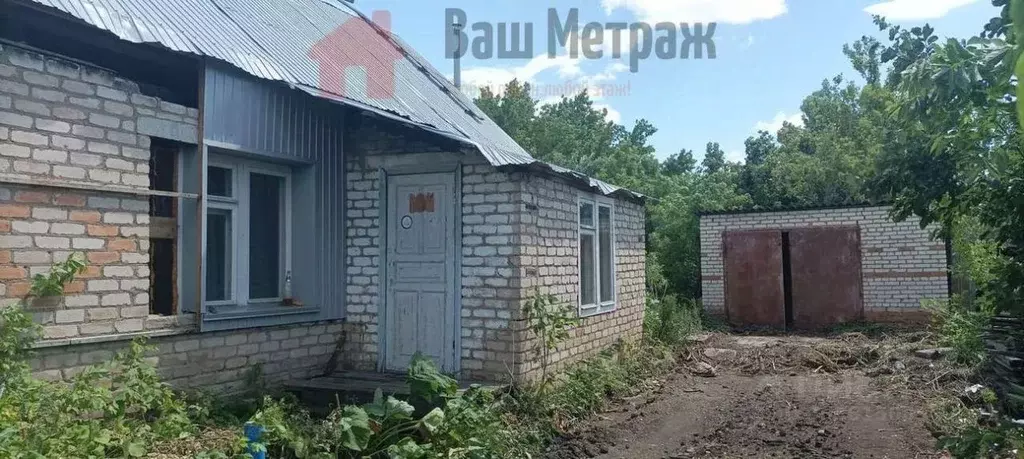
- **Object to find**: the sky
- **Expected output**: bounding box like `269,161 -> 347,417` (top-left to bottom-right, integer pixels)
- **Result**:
356,0 -> 999,163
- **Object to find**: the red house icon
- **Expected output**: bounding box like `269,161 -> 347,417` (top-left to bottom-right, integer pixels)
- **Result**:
309,10 -> 402,100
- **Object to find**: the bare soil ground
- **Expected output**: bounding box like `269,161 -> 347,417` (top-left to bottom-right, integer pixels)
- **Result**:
546,332 -> 968,459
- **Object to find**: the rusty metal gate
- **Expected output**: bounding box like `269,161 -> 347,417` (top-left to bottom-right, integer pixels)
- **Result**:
723,227 -> 864,329
789,227 -> 864,329
723,231 -> 786,328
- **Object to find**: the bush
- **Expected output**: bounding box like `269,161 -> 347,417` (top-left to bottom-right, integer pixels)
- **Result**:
925,296 -> 994,368
644,294 -> 702,346
929,389 -> 1024,459
0,256 -> 686,458
0,330 -> 226,458
0,255 -> 244,458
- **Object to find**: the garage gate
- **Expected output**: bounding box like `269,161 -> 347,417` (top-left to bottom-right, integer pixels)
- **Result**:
723,227 -> 863,330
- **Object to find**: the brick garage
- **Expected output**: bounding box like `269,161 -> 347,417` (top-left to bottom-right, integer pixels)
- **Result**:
699,205 -> 948,327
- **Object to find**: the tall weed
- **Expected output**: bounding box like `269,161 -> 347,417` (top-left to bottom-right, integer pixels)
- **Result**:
925,296 -> 994,368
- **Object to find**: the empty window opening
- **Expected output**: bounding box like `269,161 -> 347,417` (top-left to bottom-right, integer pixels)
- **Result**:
149,139 -> 180,316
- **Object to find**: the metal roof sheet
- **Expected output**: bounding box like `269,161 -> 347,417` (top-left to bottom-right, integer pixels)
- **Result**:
26,0 -> 643,201
696,202 -> 890,217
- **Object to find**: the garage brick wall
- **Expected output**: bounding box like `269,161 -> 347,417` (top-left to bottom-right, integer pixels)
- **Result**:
699,206 -> 948,322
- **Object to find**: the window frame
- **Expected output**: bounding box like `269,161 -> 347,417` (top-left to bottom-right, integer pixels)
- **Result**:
578,194 -> 616,317
205,160 -> 239,307
204,154 -> 293,310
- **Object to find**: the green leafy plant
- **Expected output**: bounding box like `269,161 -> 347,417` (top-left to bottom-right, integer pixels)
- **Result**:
29,252 -> 87,297
644,293 -> 702,347
524,289 -> 580,384
0,339 -> 210,458
924,297 -> 994,368
0,304 -> 40,394
407,353 -> 458,408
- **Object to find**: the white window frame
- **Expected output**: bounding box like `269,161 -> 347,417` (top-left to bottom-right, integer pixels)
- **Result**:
205,155 -> 293,309
578,194 -> 616,317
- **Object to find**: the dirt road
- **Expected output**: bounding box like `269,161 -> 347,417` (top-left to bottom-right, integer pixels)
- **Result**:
546,333 -> 959,459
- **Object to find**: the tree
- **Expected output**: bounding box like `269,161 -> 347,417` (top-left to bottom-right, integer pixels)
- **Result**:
843,36 -> 883,85
662,149 -> 697,176
475,79 -> 537,153
701,142 -> 726,174
868,5 -> 1024,315
743,131 -> 776,165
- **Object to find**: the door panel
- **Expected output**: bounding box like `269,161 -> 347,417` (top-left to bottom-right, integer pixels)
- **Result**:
385,173 -> 457,372
789,227 -> 863,329
723,230 -> 785,328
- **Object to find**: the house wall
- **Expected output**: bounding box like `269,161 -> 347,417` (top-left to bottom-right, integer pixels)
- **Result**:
342,117 -> 647,382
516,174 -> 646,380
29,321 -> 342,393
0,43 -> 196,336
1,43 -> 340,392
699,206 -> 948,323
342,119 -> 526,381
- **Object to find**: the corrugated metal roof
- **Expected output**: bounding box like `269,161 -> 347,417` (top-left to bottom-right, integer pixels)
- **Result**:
697,202 -> 890,216
26,0 -> 643,201
543,162 -> 646,201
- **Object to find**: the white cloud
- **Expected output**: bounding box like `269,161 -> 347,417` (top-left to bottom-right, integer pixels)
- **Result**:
725,150 -> 745,163
864,0 -> 978,20
460,54 -> 583,95
754,111 -> 803,134
460,58 -> 631,123
602,0 -> 788,25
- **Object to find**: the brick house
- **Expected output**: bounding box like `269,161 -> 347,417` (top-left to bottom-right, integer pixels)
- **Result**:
0,0 -> 646,391
699,205 -> 949,329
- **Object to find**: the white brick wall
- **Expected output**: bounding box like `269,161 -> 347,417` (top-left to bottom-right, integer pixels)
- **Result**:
0,43 -> 196,337
2,42 -> 339,393
699,206 -> 948,320
340,118 -> 647,382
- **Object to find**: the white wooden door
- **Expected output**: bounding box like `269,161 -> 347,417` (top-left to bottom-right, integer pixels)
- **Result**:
384,172 -> 457,372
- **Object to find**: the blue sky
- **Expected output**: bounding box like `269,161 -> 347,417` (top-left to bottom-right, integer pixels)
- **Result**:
358,0 -> 998,162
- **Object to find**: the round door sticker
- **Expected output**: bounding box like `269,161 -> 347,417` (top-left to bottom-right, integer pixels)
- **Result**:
401,215 -> 413,229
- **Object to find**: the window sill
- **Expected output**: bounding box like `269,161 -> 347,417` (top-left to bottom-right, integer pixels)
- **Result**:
202,304 -> 320,322
33,326 -> 195,349
579,302 -> 617,318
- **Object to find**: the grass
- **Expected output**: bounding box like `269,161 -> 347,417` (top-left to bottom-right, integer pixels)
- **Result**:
495,339 -> 679,455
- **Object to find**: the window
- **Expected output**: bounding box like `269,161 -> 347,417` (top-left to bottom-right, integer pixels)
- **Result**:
579,196 -> 615,316
205,156 -> 291,309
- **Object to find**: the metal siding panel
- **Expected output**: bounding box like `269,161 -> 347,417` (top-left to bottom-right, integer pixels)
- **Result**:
724,230 -> 786,328
200,65 -> 346,327
789,227 -> 864,329
204,65 -> 331,162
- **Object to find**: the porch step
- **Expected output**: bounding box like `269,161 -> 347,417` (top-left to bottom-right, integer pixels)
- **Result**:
284,371 -> 504,415
285,371 -> 408,412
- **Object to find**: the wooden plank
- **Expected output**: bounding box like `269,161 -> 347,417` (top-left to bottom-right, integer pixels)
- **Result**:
723,230 -> 785,328
0,173 -> 199,199
150,217 -> 177,239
